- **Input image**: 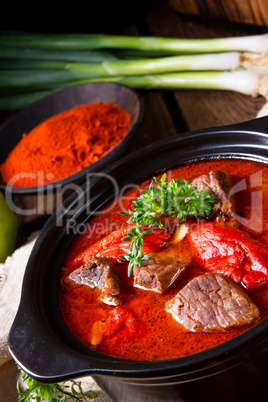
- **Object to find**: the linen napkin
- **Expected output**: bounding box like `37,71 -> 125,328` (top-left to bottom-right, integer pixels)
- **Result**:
0,232 -> 111,401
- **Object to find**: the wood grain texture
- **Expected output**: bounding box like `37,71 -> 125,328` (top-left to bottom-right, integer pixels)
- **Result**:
167,0 -> 268,26
146,3 -> 266,131
172,90 -> 265,131
128,91 -> 178,151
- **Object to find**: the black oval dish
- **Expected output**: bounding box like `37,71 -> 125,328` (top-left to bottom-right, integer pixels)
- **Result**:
8,116 -> 268,402
0,82 -> 143,221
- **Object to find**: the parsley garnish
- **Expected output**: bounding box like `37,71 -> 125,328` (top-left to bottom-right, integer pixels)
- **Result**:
119,174 -> 215,276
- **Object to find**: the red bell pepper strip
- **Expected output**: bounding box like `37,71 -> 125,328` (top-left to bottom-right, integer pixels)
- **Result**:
91,306 -> 147,347
189,221 -> 268,291
67,225 -> 171,268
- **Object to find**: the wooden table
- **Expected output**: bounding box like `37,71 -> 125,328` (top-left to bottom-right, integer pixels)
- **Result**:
0,0 -> 267,238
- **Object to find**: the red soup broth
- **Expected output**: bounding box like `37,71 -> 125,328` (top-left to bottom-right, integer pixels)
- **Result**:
58,158 -> 268,361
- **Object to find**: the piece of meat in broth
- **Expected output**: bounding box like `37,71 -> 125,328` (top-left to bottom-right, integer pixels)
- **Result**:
192,170 -> 233,218
69,256 -> 121,306
133,258 -> 190,293
165,272 -> 260,332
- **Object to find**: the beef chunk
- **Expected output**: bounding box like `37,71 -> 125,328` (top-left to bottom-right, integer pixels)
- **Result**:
192,170 -> 233,218
133,258 -> 189,293
69,256 -> 121,305
165,272 -> 260,332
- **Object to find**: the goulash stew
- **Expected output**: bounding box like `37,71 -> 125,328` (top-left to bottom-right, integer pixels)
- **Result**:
58,159 -> 268,361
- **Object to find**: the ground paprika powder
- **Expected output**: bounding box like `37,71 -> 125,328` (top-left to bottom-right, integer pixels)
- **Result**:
1,102 -> 130,187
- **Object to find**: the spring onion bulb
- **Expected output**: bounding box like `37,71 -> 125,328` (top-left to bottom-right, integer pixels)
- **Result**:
240,52 -> 268,75
93,71 -> 264,96
0,70 -> 266,110
1,32 -> 268,54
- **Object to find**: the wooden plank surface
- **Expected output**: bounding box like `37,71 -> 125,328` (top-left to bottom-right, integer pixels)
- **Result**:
167,0 -> 268,26
145,3 -> 267,131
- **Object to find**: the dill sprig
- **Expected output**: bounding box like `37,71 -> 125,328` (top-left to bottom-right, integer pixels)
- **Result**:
119,174 -> 215,276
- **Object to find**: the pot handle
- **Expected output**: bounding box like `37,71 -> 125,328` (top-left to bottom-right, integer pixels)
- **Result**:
7,304 -> 97,382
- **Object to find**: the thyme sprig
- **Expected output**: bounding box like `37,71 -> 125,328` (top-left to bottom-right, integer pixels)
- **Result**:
119,174 -> 215,276
17,367 -> 97,402
118,222 -> 151,276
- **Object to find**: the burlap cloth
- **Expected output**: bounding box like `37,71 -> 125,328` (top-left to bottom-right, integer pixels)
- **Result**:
0,233 -> 112,401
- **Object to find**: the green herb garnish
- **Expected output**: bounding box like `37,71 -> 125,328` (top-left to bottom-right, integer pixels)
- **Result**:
119,174 -> 215,276
118,222 -> 152,277
17,367 -> 97,401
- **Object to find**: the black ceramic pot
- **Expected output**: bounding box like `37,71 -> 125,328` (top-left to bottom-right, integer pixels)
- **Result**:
8,116 -> 268,402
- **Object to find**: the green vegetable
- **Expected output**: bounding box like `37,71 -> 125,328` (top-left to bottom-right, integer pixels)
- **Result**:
1,32 -> 268,53
17,368 -> 98,401
119,174 -> 215,276
0,33 -> 268,110
0,45 -> 117,62
0,69 -> 264,111
0,51 -> 241,72
0,192 -> 18,263
0,89 -> 54,111
0,52 -> 262,88
0,32 -> 268,110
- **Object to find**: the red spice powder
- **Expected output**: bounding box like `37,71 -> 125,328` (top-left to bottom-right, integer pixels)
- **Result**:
1,102 -> 130,187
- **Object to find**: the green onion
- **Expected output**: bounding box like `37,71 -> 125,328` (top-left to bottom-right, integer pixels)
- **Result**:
0,51 -> 242,72
0,52 -> 247,88
0,89 -> 54,110
0,32 -> 267,111
2,50 -> 267,89
1,32 -> 268,53
0,45 -> 117,62
6,51 -> 268,74
0,70 -> 264,110
0,70 -> 75,89
0,60 -> 72,70
112,70 -> 262,96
